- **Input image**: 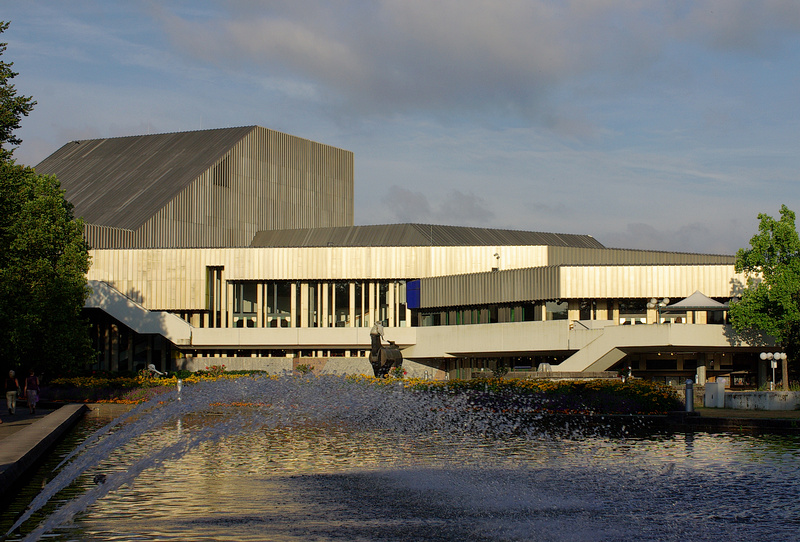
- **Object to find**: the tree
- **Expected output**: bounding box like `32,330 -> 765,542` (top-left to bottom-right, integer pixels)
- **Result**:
0,21 -> 92,375
0,162 -> 93,375
0,21 -> 35,161
729,204 -> 800,390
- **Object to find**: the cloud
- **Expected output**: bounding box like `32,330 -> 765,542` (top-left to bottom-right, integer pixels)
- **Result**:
600,220 -> 752,255
382,185 -> 494,225
155,0 -> 800,130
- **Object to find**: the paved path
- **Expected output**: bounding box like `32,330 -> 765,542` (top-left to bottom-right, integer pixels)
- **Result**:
0,407 -> 57,440
0,404 -> 89,496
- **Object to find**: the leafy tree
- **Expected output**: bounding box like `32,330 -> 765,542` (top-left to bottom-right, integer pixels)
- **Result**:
0,162 -> 93,375
0,21 -> 92,376
729,205 -> 800,390
0,21 -> 36,161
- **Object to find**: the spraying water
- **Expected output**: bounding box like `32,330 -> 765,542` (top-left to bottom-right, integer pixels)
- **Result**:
5,374 -> 800,541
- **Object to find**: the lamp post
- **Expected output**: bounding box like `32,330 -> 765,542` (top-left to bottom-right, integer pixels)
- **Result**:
760,352 -> 786,390
647,298 -> 670,323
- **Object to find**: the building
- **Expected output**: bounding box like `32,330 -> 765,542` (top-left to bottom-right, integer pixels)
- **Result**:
35,126 -> 770,386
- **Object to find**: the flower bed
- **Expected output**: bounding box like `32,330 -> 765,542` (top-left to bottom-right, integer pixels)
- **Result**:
43,372 -> 679,414
348,375 -> 681,415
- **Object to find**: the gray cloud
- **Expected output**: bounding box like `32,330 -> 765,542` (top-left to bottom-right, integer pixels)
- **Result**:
156,0 -> 800,130
600,220 -> 752,255
382,185 -> 494,226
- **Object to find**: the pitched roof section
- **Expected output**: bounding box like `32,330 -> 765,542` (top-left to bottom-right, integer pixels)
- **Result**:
34,126 -> 256,230
250,224 -> 606,248
663,290 -> 729,311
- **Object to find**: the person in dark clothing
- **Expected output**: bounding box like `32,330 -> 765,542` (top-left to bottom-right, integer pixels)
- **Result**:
23,370 -> 40,414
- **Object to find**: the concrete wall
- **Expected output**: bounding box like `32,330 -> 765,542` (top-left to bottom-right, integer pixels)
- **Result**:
724,391 -> 800,411
176,355 -> 444,380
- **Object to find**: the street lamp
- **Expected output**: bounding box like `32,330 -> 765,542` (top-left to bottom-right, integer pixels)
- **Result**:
647,298 -> 670,323
760,352 -> 786,390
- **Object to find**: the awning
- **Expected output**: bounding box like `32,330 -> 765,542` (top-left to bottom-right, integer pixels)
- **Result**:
662,290 -> 729,312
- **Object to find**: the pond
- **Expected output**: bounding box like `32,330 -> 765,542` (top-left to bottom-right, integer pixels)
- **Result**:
2,376 -> 800,541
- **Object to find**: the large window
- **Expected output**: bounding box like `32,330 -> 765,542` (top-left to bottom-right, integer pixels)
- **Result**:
619,299 -> 647,325
265,281 -> 291,327
332,281 -> 350,327
546,301 -> 568,320
233,282 -> 257,328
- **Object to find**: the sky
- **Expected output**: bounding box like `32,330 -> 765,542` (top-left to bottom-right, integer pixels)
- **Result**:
3,1 -> 800,255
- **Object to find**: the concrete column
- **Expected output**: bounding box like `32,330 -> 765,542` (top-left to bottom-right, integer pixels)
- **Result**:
111,324 -> 119,372
369,282 -> 376,326
695,311 -> 707,324
316,283 -> 323,328
290,282 -> 297,328
101,321 -> 110,371
257,282 -> 264,328
213,268 -> 221,328
349,282 -> 356,327
226,281 -> 233,328
300,282 -> 308,328
610,301 -> 619,324
595,300 -> 609,320
322,282 -> 330,327
126,331 -> 134,370
568,300 -> 580,321
388,282 -> 396,327
360,283 -> 366,327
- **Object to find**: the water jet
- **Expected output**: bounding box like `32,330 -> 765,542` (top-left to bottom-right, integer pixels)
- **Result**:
3,375 -> 800,541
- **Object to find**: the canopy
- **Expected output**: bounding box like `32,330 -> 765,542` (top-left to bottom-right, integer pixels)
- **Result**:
662,290 -> 729,312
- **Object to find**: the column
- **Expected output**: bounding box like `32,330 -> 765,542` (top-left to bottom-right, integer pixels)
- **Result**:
568,300 -> 580,321
290,282 -> 297,328
369,282 -> 376,326
388,282 -> 396,327
226,281 -> 233,328
257,282 -> 264,328
595,300 -> 609,320
349,283 -> 356,327
300,282 -> 308,328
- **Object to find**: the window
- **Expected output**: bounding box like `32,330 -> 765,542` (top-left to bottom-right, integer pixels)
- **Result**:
546,301 -> 568,320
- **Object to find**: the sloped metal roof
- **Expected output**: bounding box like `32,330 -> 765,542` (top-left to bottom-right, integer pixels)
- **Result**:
34,126 -> 256,230
249,223 -> 606,248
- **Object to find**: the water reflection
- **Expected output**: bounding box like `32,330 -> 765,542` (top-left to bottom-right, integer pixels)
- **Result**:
3,376 -> 800,541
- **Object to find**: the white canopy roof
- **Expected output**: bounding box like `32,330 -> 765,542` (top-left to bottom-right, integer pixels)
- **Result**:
662,290 -> 729,312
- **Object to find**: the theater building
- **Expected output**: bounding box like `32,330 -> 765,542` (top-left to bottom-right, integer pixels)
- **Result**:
35,126 -> 768,386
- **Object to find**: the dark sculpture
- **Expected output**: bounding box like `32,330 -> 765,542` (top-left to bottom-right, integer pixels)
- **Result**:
370,340 -> 403,378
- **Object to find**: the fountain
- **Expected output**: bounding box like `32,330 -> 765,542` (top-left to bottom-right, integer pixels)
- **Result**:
3,374 -> 800,541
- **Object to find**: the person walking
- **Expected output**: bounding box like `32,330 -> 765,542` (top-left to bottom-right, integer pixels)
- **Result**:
5,370 -> 20,415
24,369 -> 40,415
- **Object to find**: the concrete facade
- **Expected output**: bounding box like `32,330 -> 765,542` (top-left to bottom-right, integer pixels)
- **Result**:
32,126 -> 774,385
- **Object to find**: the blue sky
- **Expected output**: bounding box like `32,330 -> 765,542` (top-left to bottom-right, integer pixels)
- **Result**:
4,1 -> 800,254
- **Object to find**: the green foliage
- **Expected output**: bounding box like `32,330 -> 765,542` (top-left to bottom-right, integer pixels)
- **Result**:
491,365 -> 509,378
0,160 -> 93,375
296,364 -> 313,375
0,22 -> 36,161
730,205 -> 800,364
404,377 -> 681,415
0,22 -> 92,377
